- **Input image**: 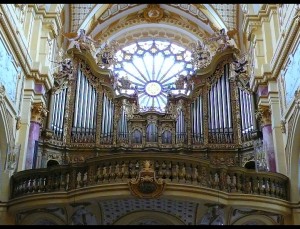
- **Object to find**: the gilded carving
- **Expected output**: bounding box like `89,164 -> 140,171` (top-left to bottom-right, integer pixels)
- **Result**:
128,160 -> 166,198
143,4 -> 164,23
94,9 -> 210,51
256,105 -> 271,126
207,28 -> 238,52
52,58 -> 73,94
63,29 -> 98,54
31,102 -> 48,124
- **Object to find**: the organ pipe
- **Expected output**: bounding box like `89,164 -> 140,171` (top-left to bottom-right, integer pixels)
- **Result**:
71,68 -> 98,142
207,64 -> 233,143
51,88 -> 67,140
225,65 -> 232,128
239,87 -> 254,141
191,96 -> 203,144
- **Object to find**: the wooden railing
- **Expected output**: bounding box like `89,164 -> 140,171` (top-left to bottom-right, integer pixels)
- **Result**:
10,153 -> 289,200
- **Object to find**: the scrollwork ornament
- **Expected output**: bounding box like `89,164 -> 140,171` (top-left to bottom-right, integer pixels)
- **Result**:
128,160 -> 166,198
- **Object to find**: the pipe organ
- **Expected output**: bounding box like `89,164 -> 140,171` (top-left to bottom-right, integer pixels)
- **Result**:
51,88 -> 67,141
100,93 -> 114,144
146,123 -> 157,142
71,67 -> 98,143
207,64 -> 233,144
117,104 -> 129,143
191,96 -> 203,144
44,48 -> 257,165
239,88 -> 254,142
176,110 -> 186,144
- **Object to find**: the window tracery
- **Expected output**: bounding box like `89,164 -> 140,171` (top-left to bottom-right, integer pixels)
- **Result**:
113,39 -> 195,113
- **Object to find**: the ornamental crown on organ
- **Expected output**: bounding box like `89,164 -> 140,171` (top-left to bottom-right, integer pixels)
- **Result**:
48,27 -> 254,154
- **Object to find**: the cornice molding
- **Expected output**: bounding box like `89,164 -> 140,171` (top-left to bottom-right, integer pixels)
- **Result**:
0,6 -> 31,76
245,5 -> 300,93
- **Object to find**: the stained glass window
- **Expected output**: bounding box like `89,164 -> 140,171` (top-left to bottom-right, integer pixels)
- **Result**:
113,40 -> 194,113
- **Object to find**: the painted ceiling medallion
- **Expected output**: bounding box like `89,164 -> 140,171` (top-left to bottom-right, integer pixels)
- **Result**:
128,160 -> 166,198
144,4 -> 164,23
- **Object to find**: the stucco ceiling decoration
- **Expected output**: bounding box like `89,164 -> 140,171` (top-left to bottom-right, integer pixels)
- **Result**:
170,4 -> 209,24
143,4 -> 164,23
99,198 -> 197,225
70,4 -> 95,32
67,4 -> 238,53
90,6 -> 218,53
98,4 -> 137,23
211,4 -> 237,30
115,27 -> 195,50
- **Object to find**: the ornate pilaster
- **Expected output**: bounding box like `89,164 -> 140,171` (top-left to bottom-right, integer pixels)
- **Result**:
256,105 -> 276,172
25,102 -> 48,169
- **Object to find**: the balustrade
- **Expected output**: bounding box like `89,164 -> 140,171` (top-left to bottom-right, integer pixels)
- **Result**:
10,154 -> 289,201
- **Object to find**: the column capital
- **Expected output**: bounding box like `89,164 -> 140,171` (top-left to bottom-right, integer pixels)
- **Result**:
31,102 -> 48,124
256,105 -> 271,126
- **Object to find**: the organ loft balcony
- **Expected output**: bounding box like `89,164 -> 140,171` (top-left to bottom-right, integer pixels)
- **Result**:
9,40 -> 289,205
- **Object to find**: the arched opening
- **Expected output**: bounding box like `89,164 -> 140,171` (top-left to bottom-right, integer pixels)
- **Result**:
289,107 -> 300,202
0,106 -> 10,202
47,160 -> 59,168
244,161 -> 256,170
132,129 -> 142,144
113,210 -> 185,225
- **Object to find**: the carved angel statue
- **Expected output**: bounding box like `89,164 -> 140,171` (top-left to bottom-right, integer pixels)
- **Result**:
118,75 -> 131,90
96,40 -> 119,68
229,53 -> 251,92
175,75 -> 186,89
52,58 -> 73,93
190,40 -> 211,69
63,29 -> 98,53
207,28 -> 237,52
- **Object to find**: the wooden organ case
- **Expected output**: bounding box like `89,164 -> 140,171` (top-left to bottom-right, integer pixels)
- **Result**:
40,48 -> 256,168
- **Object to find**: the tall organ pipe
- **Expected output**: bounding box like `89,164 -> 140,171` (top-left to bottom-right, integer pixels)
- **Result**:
225,65 -> 232,129
71,68 -> 98,142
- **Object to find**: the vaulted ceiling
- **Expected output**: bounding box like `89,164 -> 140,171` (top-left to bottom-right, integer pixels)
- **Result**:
62,4 -> 244,51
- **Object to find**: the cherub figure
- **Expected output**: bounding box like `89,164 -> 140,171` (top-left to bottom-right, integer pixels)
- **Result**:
63,29 -> 98,52
118,75 -> 131,89
52,59 -> 73,93
230,53 -> 251,92
208,28 -> 237,52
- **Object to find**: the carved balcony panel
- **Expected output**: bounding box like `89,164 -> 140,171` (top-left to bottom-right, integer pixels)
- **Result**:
10,153 -> 289,201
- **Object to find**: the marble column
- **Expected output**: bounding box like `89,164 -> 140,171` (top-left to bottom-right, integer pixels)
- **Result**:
257,105 -> 276,172
25,102 -> 47,170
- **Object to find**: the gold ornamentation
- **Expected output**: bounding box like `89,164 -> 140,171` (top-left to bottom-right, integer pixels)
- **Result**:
41,129 -> 54,140
63,29 -> 98,53
31,102 -> 48,124
143,4 -> 164,23
190,41 -> 212,69
256,105 -> 271,126
94,9 -> 208,49
207,28 -> 237,52
52,58 -> 73,94
128,160 -> 166,198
